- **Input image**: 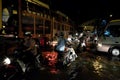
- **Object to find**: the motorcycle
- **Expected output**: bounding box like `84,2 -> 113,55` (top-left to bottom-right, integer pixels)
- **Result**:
14,45 -> 44,73
63,44 -> 78,66
55,43 -> 78,69
75,32 -> 87,52
0,55 -> 24,80
0,47 -> 42,80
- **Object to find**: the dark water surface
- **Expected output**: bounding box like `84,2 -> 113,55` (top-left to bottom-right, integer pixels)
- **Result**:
24,52 -> 120,80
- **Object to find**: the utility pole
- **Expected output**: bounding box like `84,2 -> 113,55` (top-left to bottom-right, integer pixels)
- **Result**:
18,0 -> 23,38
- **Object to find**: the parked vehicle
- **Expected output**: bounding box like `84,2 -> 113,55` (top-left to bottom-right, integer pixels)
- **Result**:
96,19 -> 120,57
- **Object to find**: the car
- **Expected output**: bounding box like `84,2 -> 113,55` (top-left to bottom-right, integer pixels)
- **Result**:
96,19 -> 120,57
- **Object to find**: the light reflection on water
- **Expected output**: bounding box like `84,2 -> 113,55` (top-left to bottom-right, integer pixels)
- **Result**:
92,59 -> 103,76
67,54 -> 120,80
41,53 -> 120,80
49,67 -> 60,74
92,56 -> 120,78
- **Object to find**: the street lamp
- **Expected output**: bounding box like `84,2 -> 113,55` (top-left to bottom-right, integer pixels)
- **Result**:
109,14 -> 113,18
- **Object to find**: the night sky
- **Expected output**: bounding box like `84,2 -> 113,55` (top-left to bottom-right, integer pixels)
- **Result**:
50,0 -> 120,24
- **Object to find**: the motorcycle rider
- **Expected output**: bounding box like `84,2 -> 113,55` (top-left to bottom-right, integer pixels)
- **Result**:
56,32 -> 66,59
23,32 -> 37,54
20,32 -> 38,67
22,32 -> 45,70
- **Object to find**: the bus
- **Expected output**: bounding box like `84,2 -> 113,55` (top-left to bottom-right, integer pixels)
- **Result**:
2,0 -> 75,39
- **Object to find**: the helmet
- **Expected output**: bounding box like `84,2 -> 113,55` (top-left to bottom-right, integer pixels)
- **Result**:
59,32 -> 64,36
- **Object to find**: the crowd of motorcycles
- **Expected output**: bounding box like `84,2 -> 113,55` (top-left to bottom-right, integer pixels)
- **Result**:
0,45 -> 43,80
0,37 -> 43,80
0,31 -> 97,80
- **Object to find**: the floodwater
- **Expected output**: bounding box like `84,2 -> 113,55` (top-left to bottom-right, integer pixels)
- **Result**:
67,52 -> 120,80
27,52 -> 120,80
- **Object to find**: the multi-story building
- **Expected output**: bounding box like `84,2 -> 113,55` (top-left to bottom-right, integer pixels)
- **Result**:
1,0 -> 75,39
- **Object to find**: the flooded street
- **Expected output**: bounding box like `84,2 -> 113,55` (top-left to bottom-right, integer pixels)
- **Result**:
67,52 -> 120,80
28,51 -> 120,80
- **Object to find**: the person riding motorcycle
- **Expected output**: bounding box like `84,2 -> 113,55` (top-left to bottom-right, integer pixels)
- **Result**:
55,32 -> 67,60
22,32 -> 45,71
23,32 -> 37,56
19,32 -> 38,67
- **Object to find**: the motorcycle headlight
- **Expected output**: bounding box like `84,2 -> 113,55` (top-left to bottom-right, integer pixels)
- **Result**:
3,57 -> 11,65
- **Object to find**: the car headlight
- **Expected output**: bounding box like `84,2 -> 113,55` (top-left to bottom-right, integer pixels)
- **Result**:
97,43 -> 102,47
3,57 -> 11,65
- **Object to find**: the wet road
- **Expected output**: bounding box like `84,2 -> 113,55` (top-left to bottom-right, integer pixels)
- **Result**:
27,51 -> 120,80
67,52 -> 120,80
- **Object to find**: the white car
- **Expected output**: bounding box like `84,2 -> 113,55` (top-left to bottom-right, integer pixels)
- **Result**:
96,20 -> 120,57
